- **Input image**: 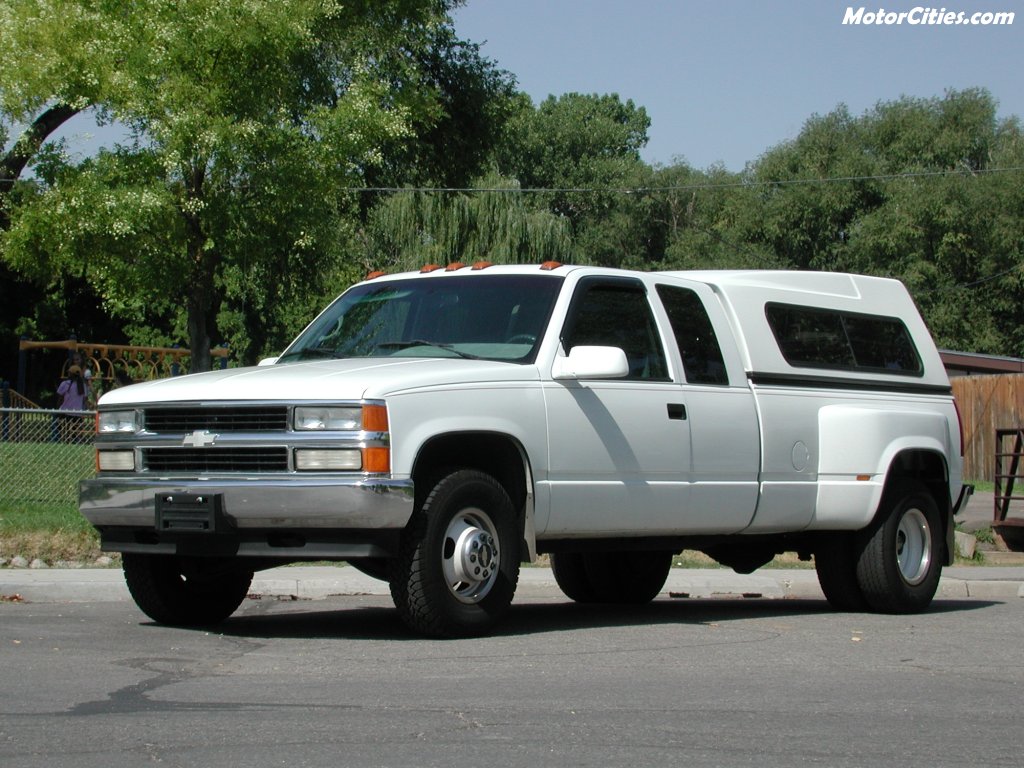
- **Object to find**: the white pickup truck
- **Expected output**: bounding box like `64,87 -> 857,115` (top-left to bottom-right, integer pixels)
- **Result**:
81,263 -> 970,637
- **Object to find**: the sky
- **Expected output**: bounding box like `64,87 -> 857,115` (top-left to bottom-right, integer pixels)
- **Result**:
452,0 -> 1023,170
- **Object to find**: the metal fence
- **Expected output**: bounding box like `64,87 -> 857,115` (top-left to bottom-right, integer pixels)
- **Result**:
0,408 -> 95,506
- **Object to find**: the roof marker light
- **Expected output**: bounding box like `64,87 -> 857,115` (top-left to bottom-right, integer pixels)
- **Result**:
445,262 -> 467,271
420,264 -> 442,273
540,261 -> 564,271
471,261 -> 494,271
365,270 -> 386,280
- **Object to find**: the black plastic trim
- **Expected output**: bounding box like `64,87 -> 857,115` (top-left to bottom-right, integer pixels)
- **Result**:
748,371 -> 952,396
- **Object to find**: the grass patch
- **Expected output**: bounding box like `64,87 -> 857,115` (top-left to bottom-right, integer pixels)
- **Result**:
968,480 -> 994,494
673,551 -> 722,568
0,501 -> 106,564
0,501 -> 94,535
972,525 -> 997,545
1,440 -> 94,504
1,436 -> 103,564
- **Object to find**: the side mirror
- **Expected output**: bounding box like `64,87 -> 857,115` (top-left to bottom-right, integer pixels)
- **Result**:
552,346 -> 629,380
257,357 -> 280,366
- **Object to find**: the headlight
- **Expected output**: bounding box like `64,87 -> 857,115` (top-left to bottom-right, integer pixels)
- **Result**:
293,406 -> 363,431
97,450 -> 135,471
97,410 -> 138,434
294,449 -> 363,471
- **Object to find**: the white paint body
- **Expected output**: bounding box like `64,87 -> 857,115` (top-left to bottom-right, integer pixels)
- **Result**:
93,266 -> 963,546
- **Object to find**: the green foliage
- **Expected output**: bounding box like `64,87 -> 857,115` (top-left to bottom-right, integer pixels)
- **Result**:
668,88 -> 1024,356
503,92 -> 650,191
1,0 -> 476,368
367,174 -> 574,270
368,27 -> 519,189
645,162 -> 783,271
972,525 -> 997,545
0,0 -> 129,115
491,92 -> 653,265
0,434 -> 103,562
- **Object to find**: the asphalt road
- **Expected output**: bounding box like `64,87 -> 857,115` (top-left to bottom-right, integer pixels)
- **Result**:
2,593 -> 1023,768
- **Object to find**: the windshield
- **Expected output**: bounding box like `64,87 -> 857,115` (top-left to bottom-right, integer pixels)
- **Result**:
278,274 -> 564,364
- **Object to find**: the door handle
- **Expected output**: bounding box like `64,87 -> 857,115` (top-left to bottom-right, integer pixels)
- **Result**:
667,403 -> 687,420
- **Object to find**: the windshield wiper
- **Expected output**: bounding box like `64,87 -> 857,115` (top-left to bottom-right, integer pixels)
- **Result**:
376,340 -> 481,360
277,347 -> 342,363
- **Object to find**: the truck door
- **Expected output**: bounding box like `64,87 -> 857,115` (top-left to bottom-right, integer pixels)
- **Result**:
654,283 -> 760,532
542,276 -> 694,535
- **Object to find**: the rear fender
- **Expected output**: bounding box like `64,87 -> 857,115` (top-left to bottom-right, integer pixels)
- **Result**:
814,405 -> 953,529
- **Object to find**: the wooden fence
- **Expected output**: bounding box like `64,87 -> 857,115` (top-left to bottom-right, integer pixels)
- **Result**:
952,373 -> 1024,481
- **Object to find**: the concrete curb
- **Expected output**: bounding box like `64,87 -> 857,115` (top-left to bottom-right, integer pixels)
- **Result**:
2,565 -> 1023,604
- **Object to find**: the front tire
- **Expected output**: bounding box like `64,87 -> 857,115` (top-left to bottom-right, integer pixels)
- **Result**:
122,554 -> 253,626
855,482 -> 943,613
389,470 -> 520,638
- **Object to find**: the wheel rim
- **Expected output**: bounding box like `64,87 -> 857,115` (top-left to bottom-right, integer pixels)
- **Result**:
442,507 -> 500,604
896,507 -> 932,586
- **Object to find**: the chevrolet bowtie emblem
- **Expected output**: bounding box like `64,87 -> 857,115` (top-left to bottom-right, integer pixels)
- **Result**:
182,430 -> 218,448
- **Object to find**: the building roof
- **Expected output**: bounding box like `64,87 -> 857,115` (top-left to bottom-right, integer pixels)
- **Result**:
940,350 -> 1024,376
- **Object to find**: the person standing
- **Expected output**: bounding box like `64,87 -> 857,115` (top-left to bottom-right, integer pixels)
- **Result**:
57,365 -> 90,411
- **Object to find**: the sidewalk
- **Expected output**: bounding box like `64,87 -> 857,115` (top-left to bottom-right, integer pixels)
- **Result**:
2,565 -> 1023,604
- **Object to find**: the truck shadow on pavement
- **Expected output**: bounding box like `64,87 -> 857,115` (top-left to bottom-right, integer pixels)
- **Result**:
503,596 -> 995,637
206,596 -> 997,641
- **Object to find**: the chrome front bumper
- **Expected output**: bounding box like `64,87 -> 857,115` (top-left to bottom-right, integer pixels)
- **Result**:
80,475 -> 414,530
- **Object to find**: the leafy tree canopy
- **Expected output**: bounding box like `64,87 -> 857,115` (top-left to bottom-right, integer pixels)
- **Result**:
366,173 -> 572,270
728,88 -> 1024,353
1,0 -> 497,369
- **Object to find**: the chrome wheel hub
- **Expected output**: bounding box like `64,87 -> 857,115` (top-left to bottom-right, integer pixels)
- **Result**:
896,507 -> 931,586
443,508 -> 500,604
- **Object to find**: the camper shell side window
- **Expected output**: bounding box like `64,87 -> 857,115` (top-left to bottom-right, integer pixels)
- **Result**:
765,303 -> 923,377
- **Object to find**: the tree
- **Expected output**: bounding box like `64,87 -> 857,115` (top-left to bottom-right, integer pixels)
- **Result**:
366,174 -> 572,270
747,105 -> 885,271
1,0 -> 467,370
645,162 -> 782,271
493,92 -> 652,266
745,88 -> 1024,354
365,27 -> 519,191
0,0 -> 159,224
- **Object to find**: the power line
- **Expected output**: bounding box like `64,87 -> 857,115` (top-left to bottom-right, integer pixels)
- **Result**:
349,166 -> 1024,195
959,262 -> 1024,289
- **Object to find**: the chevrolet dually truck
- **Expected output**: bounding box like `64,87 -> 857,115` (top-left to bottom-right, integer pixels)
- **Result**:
80,263 -> 971,637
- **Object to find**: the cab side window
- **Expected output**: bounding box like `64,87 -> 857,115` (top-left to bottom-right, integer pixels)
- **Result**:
562,279 -> 669,381
656,284 -> 729,385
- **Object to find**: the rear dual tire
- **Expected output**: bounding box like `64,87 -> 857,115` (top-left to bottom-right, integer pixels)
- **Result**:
815,482 -> 943,614
123,553 -> 253,626
551,550 -> 673,604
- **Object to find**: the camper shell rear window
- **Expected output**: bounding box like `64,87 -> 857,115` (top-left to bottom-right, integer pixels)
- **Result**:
765,303 -> 923,377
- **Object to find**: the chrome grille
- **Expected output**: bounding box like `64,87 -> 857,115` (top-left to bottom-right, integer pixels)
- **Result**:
143,447 -> 289,472
144,407 -> 289,433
